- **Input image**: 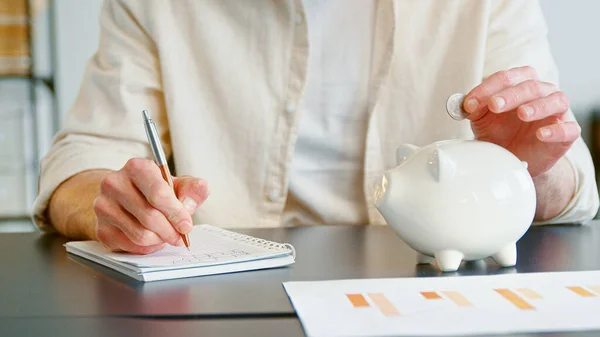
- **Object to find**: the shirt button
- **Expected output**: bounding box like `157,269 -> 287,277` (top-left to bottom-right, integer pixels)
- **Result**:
295,13 -> 303,25
268,189 -> 282,202
285,102 -> 296,114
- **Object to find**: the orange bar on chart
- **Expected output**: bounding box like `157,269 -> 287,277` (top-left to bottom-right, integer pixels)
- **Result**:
368,293 -> 400,317
567,286 -> 596,297
441,291 -> 473,307
515,288 -> 542,300
589,286 -> 600,296
346,294 -> 370,308
421,291 -> 443,300
495,289 -> 535,310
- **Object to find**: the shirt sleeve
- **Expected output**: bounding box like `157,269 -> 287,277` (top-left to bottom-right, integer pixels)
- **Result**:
483,0 -> 599,225
32,0 -> 171,231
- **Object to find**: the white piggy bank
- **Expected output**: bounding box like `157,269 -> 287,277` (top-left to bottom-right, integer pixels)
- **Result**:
373,139 -> 536,272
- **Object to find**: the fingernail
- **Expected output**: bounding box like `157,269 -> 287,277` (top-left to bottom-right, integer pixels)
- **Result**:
520,106 -> 533,119
466,98 -> 479,113
540,128 -> 552,139
493,97 -> 506,111
181,197 -> 198,213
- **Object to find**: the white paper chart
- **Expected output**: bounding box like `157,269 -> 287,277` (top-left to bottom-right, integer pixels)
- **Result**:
283,271 -> 600,337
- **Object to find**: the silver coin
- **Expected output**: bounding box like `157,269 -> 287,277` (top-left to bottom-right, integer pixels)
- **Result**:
446,93 -> 469,121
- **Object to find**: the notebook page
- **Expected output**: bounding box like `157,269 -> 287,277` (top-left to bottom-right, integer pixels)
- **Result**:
80,225 -> 293,268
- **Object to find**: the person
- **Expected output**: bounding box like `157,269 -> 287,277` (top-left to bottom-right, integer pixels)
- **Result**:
33,0 -> 599,254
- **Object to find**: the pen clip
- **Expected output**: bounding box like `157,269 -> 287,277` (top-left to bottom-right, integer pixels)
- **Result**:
143,110 -> 168,166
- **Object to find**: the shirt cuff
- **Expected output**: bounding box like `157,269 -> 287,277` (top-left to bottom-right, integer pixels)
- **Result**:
32,136 -> 144,232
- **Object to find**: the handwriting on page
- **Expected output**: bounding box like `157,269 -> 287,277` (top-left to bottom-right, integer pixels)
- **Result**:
105,229 -> 283,267
171,249 -> 250,265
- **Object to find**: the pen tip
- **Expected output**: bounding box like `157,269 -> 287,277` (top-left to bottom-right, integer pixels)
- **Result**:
142,110 -> 150,120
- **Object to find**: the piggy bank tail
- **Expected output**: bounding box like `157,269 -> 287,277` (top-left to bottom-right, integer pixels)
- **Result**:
373,174 -> 389,207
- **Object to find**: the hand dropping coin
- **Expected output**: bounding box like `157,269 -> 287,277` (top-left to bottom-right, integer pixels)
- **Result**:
446,93 -> 469,121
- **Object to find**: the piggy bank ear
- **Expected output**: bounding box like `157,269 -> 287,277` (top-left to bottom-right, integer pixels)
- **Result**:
396,144 -> 419,165
428,148 -> 457,182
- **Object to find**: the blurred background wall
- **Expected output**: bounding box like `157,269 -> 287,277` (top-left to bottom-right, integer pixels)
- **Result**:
0,0 -> 599,230
541,0 -> 600,141
53,0 -> 102,125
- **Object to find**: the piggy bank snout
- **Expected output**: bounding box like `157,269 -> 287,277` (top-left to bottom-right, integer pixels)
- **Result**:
375,143 -> 420,208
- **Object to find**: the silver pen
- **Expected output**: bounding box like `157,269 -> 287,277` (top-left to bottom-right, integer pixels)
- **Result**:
142,110 -> 191,250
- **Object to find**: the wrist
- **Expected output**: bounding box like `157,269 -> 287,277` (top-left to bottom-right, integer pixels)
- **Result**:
532,156 -> 576,221
48,169 -> 111,240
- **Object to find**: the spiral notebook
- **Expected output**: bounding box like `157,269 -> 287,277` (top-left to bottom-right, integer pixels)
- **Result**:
65,225 -> 296,282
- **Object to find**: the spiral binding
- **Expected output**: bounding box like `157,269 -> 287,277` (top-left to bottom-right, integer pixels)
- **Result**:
199,225 -> 297,259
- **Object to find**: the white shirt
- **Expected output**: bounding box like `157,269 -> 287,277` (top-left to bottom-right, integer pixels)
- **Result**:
283,0 -> 375,226
32,0 -> 599,231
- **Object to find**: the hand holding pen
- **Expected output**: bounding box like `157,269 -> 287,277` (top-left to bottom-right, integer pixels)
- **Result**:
143,110 -> 193,250
92,111 -> 209,255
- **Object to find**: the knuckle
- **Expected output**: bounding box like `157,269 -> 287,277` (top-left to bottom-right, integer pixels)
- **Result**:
523,65 -> 537,78
547,82 -> 558,93
143,208 -> 165,226
476,83 -> 491,97
193,178 -> 206,190
168,209 -> 188,226
93,196 -> 111,218
497,71 -> 513,87
148,188 -> 172,207
558,92 -> 570,110
166,230 -> 181,244
96,226 -> 111,245
201,179 -> 210,191
198,179 -> 210,199
504,88 -> 519,106
99,173 -> 119,195
124,158 -> 149,175
131,229 -> 155,246
526,80 -> 542,97
538,99 -> 550,114
183,178 -> 209,195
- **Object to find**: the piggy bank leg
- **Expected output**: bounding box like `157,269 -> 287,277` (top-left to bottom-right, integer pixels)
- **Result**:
417,253 -> 434,264
492,243 -> 517,267
434,250 -> 464,272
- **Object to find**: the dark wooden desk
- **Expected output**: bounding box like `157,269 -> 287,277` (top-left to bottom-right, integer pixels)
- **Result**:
1,221 -> 599,336
6,318 -> 600,337
0,317 -> 305,337
3,317 -> 600,337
